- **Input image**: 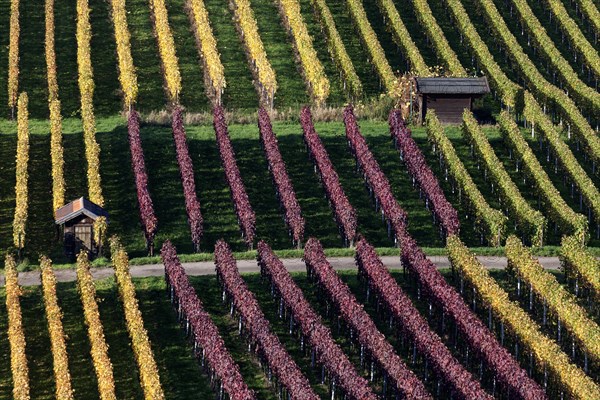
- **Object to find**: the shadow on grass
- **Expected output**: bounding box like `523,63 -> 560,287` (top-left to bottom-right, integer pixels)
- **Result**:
96,124 -> 147,257
95,278 -> 145,398
56,281 -> 99,400
190,275 -> 278,399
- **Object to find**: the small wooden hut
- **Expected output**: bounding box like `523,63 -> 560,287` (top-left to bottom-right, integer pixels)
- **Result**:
415,77 -> 490,124
55,197 -> 109,259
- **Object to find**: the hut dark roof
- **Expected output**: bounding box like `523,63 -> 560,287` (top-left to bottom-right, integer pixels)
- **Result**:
55,197 -> 109,225
415,77 -> 490,95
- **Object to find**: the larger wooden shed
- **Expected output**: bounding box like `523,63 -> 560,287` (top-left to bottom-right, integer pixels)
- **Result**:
55,197 -> 109,259
415,77 -> 490,124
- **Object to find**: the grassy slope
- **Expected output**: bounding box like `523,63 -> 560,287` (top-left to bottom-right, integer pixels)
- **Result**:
89,0 -> 122,116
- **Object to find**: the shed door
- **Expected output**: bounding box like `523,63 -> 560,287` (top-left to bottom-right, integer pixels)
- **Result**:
75,225 -> 93,253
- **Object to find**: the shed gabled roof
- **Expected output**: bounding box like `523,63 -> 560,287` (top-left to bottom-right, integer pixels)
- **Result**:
55,197 -> 109,225
415,77 -> 490,95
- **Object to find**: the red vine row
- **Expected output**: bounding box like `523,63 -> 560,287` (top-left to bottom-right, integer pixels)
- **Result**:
304,237 -> 431,399
256,240 -> 377,400
343,105 -> 407,243
394,230 -> 547,400
161,240 -> 255,400
300,106 -> 356,246
389,109 -> 459,236
128,110 -> 157,255
171,106 -> 203,252
213,106 -> 256,248
214,240 -> 318,400
354,237 -> 492,399
258,108 -> 305,246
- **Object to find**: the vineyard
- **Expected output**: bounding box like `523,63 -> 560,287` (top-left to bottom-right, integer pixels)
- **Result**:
0,0 -> 599,397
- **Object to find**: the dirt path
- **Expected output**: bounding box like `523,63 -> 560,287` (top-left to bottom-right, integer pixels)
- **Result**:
0,256 -> 563,287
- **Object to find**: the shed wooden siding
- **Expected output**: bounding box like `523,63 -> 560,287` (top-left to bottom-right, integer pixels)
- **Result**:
423,95 -> 471,124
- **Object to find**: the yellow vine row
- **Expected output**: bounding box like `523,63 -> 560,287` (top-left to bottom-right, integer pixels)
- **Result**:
46,0 -> 66,212
344,0 -> 395,92
149,0 -> 182,102
498,110 -> 588,242
276,0 -> 329,104
426,111 -> 506,246
109,0 -> 139,107
447,235 -> 600,399
540,0 -> 600,79
77,0 -> 94,101
230,0 -> 277,105
574,0 -> 600,36
523,91 -> 600,226
411,0 -> 466,76
187,0 -> 226,104
45,0 -> 58,101
49,100 -> 65,211
8,0 -> 20,110
40,256 -> 74,399
77,0 -> 104,206
310,0 -> 362,98
375,0 -> 429,76
559,235 -> 600,300
5,254 -> 30,400
504,0 -> 600,112
473,0 -> 599,163
77,252 -> 117,400
505,235 -> 600,365
444,0 -> 600,168
13,93 -> 29,249
462,109 -> 546,246
110,238 -> 165,399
